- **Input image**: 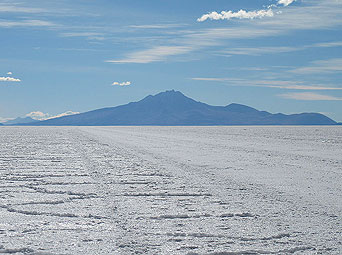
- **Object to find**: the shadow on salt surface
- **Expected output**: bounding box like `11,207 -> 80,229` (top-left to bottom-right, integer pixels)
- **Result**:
0,245 -> 61,255
187,246 -> 315,254
19,200 -> 68,206
241,233 -> 291,241
0,205 -> 105,219
220,213 -> 255,218
119,192 -> 212,197
149,212 -> 256,220
167,232 -> 291,242
151,213 -> 212,219
27,186 -> 97,198
168,232 -> 226,238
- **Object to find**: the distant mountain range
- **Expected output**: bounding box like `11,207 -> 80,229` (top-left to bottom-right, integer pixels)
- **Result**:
7,90 -> 335,126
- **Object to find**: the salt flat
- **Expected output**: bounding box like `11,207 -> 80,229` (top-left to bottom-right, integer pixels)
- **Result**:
0,126 -> 341,254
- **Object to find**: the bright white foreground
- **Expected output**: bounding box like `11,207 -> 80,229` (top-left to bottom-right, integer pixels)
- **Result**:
0,126 -> 341,254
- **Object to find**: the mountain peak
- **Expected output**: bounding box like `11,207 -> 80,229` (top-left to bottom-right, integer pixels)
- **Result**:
155,90 -> 185,97
137,90 -> 207,112
139,90 -> 193,103
23,90 -> 337,126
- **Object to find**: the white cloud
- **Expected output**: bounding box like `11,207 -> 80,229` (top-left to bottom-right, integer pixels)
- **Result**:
26,111 -> 79,120
0,76 -> 21,82
197,0 -> 298,23
279,92 -> 342,101
112,81 -> 131,86
278,0 -> 296,7
26,111 -> 50,120
7,72 -> 12,75
47,111 -> 80,119
197,0 -> 299,23
197,9 -> 274,22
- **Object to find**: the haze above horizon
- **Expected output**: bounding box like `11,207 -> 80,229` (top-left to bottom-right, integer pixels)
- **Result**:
0,0 -> 341,122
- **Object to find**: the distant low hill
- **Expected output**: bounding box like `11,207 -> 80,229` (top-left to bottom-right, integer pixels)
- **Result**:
4,117 -> 37,125
22,90 -> 337,126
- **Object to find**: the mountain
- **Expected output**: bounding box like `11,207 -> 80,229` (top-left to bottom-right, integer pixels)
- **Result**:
4,117 -> 38,125
28,90 -> 336,126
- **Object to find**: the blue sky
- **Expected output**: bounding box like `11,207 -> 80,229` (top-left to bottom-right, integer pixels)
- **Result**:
0,0 -> 342,122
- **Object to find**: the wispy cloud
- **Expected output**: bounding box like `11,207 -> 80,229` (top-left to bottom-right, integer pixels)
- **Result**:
291,58 -> 342,74
258,1 -> 342,30
313,41 -> 342,48
108,1 -> 342,64
0,19 -> 55,28
112,81 -> 131,86
220,46 -> 297,56
129,24 -> 186,29
106,27 -> 280,64
0,4 -> 45,13
220,41 -> 342,56
237,67 -> 270,71
107,46 -> 192,64
197,9 -> 274,22
279,92 -> 342,101
0,2 -> 97,17
191,77 -> 342,90
60,32 -> 105,41
192,78 -> 228,82
60,32 -> 103,37
0,76 -> 21,82
26,111 -> 79,120
0,117 -> 13,123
